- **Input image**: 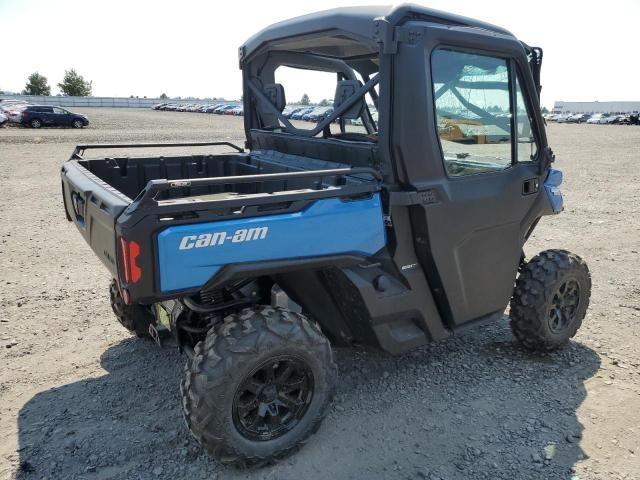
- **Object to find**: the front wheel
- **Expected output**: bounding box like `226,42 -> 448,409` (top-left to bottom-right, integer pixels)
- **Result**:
72,119 -> 84,128
510,250 -> 591,350
29,118 -> 42,128
181,306 -> 336,466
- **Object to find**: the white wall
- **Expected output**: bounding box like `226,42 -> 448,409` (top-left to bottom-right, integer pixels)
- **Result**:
0,95 -> 231,108
553,101 -> 640,114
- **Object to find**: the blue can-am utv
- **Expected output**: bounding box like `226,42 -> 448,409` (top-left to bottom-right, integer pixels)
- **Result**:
61,4 -> 591,466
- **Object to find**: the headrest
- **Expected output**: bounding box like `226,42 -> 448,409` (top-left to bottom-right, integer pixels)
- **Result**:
263,83 -> 286,113
334,80 -> 364,120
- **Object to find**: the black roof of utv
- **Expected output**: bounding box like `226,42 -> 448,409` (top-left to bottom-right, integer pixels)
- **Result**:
240,3 -> 514,61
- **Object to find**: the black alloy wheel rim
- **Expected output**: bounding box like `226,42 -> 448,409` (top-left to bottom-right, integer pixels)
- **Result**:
233,355 -> 314,441
548,279 -> 580,333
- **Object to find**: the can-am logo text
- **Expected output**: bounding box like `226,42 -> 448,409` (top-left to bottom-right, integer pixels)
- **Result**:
178,227 -> 269,250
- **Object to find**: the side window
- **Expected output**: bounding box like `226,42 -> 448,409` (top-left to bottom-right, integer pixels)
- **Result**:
431,49 -> 512,176
515,75 -> 538,162
53,107 -> 66,114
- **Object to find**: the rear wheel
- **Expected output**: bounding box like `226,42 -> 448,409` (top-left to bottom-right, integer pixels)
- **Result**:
181,306 -> 336,466
109,279 -> 154,337
29,118 -> 42,128
72,119 -> 84,128
510,250 -> 591,350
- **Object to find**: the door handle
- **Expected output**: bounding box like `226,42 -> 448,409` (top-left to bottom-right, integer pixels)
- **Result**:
522,178 -> 539,195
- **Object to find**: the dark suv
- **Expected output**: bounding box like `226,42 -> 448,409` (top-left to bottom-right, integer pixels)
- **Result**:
21,106 -> 89,128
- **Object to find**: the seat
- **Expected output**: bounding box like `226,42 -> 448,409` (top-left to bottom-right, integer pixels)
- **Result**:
333,80 -> 364,120
257,83 -> 286,129
331,80 -> 377,142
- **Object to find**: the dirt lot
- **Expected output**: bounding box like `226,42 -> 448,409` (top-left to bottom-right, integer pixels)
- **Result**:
0,108 -> 638,480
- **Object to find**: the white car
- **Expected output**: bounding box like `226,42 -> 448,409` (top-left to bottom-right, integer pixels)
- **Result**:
586,114 -> 609,124
4,104 -> 28,123
0,112 -> 7,126
0,100 -> 28,112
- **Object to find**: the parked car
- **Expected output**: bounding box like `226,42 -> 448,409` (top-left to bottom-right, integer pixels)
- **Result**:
205,104 -> 224,113
306,107 -> 333,122
586,114 -> 609,124
152,103 -> 168,110
0,100 -> 29,112
21,105 -> 89,128
555,114 -> 573,123
291,107 -> 314,120
223,105 -> 240,115
4,104 -> 29,123
229,105 -> 244,116
0,112 -> 7,126
606,114 -> 627,125
215,105 -> 236,114
282,106 -> 302,118
566,113 -> 591,123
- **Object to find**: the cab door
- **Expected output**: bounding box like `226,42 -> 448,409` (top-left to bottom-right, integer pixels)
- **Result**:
392,26 -> 548,326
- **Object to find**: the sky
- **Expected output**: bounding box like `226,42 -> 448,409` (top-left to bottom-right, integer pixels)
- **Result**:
1,0 -> 638,109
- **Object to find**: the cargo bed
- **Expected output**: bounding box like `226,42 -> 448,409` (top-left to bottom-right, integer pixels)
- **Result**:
61,142 -> 383,303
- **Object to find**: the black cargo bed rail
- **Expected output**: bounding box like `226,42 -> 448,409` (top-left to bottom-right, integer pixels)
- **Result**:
71,141 -> 245,159
131,167 -> 382,212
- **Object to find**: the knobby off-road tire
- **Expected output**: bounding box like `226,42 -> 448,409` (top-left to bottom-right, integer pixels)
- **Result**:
181,306 -> 337,466
510,249 -> 591,351
108,279 -> 153,337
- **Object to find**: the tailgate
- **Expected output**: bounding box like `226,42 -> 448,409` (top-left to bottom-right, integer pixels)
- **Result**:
61,160 -> 130,276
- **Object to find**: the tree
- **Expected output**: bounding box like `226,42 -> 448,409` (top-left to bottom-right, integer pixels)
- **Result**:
319,98 -> 330,106
57,69 -> 92,96
541,106 -> 549,114
22,72 -> 51,96
160,93 -> 168,99
300,93 -> 310,105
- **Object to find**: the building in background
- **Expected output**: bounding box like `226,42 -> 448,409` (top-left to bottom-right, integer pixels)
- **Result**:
553,101 -> 640,114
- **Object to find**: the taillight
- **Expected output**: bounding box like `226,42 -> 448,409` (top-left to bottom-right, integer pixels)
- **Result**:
118,237 -> 141,283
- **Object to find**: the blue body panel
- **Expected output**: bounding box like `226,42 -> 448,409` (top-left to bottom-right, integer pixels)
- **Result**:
544,168 -> 564,214
156,194 -> 386,292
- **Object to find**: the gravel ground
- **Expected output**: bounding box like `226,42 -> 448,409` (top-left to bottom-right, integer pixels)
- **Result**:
0,109 -> 638,480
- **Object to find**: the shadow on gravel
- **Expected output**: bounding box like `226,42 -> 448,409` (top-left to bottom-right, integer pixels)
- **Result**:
14,338 -> 223,480
16,319 -> 600,480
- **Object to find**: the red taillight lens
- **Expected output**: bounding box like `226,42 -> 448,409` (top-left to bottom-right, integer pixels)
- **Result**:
118,237 -> 141,283
129,241 -> 141,282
